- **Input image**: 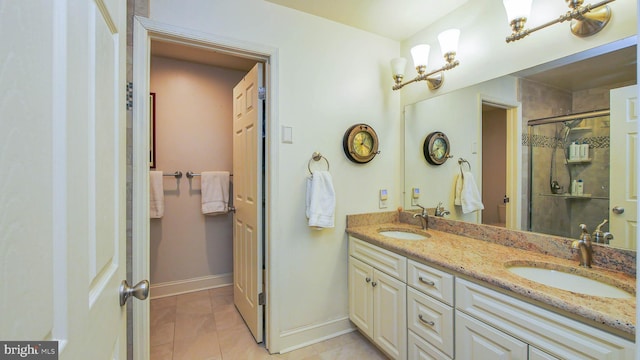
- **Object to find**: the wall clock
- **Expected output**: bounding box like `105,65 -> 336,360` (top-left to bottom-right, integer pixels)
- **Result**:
423,131 -> 451,165
343,123 -> 380,163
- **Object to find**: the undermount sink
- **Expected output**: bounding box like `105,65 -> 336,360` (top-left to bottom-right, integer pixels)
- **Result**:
505,262 -> 633,299
378,229 -> 428,240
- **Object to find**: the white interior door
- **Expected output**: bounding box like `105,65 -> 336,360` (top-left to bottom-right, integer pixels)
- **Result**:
610,85 -> 638,250
233,63 -> 264,342
0,1 -> 129,358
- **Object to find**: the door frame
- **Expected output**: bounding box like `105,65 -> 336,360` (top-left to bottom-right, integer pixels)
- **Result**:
132,17 -> 279,358
478,95 -> 522,230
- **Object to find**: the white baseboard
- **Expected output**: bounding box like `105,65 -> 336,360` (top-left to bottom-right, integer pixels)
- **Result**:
150,273 -> 233,299
277,317 -> 355,354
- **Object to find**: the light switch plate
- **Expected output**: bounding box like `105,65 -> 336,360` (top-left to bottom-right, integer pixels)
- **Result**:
282,126 -> 293,144
379,189 -> 388,209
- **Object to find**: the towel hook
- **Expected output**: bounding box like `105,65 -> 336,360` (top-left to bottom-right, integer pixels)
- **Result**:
458,158 -> 471,171
308,152 -> 330,174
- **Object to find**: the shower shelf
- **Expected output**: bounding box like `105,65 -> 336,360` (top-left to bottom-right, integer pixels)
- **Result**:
539,193 -> 608,200
566,158 -> 592,164
569,126 -> 593,132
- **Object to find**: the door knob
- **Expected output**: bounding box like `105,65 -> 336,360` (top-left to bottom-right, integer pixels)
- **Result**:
612,206 -> 625,215
119,279 -> 150,306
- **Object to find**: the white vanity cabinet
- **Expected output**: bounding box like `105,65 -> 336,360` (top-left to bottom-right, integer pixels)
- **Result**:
349,237 -> 407,359
456,278 -> 635,359
406,260 -> 455,359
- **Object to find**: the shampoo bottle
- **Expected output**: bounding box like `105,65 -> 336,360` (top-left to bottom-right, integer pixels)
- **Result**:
571,179 -> 578,195
569,142 -> 578,160
580,141 -> 589,160
577,179 -> 584,196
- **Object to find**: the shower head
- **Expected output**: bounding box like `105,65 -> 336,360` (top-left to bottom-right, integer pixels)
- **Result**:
563,119 -> 583,129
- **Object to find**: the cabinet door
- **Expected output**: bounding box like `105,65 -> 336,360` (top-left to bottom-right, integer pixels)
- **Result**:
530,347 -> 561,360
456,312 -> 527,360
349,256 -> 374,338
373,269 -> 407,360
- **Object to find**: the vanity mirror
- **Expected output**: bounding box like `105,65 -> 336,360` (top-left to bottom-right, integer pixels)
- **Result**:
404,38 -> 637,250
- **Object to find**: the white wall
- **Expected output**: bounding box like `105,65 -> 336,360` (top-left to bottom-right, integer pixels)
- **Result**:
399,0 -> 637,107
149,56 -> 245,293
150,0 -> 401,352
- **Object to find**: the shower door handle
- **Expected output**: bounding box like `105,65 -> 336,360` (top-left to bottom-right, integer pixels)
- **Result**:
612,206 -> 624,215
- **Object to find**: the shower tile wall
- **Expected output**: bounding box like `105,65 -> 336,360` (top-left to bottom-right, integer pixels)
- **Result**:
521,78 -> 621,239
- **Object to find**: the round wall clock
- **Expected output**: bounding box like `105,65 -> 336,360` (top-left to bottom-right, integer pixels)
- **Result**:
423,131 -> 451,165
343,123 -> 380,163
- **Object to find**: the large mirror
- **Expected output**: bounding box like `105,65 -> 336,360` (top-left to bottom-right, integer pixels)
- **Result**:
404,38 -> 637,250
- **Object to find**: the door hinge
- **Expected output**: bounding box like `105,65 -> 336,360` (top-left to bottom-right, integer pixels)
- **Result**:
126,82 -> 133,111
258,87 -> 266,100
258,292 -> 265,305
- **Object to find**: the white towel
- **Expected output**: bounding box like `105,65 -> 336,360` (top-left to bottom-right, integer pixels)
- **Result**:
149,171 -> 164,218
454,167 -> 484,214
201,171 -> 230,215
306,171 -> 336,229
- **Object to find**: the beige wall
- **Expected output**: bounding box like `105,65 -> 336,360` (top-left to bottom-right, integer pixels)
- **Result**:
149,56 -> 245,285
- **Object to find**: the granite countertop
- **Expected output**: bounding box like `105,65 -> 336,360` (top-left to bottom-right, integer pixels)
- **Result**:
346,220 -> 636,339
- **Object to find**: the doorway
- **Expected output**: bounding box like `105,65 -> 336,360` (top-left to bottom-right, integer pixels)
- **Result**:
481,104 -> 508,226
132,17 -> 276,359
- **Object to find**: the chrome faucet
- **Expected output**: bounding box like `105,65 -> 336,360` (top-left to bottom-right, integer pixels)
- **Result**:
434,202 -> 450,217
571,224 -> 593,268
413,204 -> 429,230
592,219 -> 614,244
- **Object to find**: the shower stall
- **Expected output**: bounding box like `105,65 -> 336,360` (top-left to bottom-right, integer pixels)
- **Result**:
528,109 -> 610,239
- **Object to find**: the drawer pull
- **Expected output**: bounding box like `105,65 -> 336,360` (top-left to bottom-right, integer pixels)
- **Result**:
418,277 -> 435,286
365,277 -> 371,283
418,314 -> 435,326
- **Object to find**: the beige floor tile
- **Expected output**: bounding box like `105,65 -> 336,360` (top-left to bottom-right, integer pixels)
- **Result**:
150,305 -> 176,329
217,323 -> 270,359
151,296 -> 177,310
209,285 -> 233,297
210,293 -> 234,308
173,332 -> 222,360
174,312 -> 217,341
150,321 -> 175,347
176,293 -> 213,315
150,342 -> 173,360
213,305 -> 245,331
316,340 -> 388,360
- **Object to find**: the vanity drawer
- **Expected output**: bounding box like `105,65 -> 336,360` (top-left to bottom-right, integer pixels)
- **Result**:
407,287 -> 454,358
407,259 -> 454,305
349,236 -> 406,281
456,278 -> 635,360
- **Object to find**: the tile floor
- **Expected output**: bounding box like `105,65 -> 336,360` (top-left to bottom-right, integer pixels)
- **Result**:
150,286 -> 388,359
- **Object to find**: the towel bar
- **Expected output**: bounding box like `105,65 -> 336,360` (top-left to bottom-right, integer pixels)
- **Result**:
308,152 -> 330,174
458,158 -> 471,171
163,171 -> 183,179
186,171 -> 233,179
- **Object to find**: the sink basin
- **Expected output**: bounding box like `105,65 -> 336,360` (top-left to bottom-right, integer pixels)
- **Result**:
378,230 -> 427,240
506,263 -> 633,299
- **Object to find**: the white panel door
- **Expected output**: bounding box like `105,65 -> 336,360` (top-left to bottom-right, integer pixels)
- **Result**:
610,85 -> 638,250
373,270 -> 407,360
0,0 -> 128,359
233,63 -> 264,343
348,257 -> 374,338
456,312 -> 528,360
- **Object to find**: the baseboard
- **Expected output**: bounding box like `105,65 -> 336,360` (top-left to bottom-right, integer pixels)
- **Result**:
277,316 -> 355,354
150,273 -> 233,299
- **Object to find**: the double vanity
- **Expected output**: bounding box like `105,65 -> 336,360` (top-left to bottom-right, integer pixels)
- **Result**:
346,211 -> 636,359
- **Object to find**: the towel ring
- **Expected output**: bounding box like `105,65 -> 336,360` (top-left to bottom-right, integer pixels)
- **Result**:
458,158 -> 471,171
308,152 -> 330,174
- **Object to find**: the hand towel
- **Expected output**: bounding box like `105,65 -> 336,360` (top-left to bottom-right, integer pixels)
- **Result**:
459,169 -> 484,214
149,171 -> 164,218
306,170 -> 336,229
201,171 -> 230,215
454,169 -> 463,206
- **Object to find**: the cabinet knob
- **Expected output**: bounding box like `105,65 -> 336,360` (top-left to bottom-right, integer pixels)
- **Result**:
371,281 -> 377,287
365,277 -> 371,283
418,276 -> 435,286
418,314 -> 435,326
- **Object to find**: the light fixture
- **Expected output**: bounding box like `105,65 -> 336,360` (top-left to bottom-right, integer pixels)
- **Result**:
391,29 -> 461,91
503,0 -> 616,43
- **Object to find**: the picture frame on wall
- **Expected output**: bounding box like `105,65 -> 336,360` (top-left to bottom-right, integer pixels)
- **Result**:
149,92 -> 156,168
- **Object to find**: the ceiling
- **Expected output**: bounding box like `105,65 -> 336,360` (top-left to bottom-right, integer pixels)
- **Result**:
264,0 -> 469,41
